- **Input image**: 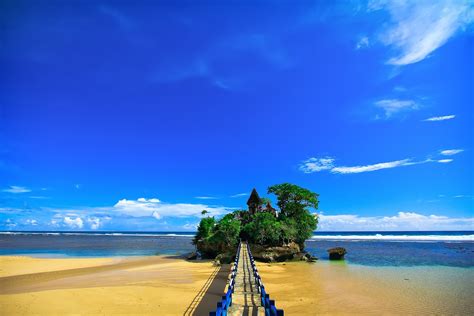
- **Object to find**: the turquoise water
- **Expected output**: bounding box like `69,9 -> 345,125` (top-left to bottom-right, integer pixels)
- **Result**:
1,231 -> 473,267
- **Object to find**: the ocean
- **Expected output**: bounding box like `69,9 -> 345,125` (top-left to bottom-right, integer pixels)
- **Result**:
1,231 -> 473,267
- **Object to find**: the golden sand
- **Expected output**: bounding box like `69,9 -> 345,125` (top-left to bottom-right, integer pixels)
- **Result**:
257,261 -> 473,315
0,256 -> 227,315
0,256 -> 472,315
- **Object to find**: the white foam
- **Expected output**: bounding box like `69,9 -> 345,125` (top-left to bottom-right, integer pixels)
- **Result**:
310,234 -> 474,242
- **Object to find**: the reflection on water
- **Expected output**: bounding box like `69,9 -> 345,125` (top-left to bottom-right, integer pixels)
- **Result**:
305,240 -> 474,267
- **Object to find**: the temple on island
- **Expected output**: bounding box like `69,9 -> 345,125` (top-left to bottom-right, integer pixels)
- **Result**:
246,188 -> 276,217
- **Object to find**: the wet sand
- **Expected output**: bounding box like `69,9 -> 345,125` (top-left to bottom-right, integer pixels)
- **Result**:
0,256 -> 472,315
257,261 -> 474,315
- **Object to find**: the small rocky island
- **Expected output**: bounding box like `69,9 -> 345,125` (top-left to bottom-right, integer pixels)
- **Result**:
192,183 -> 319,263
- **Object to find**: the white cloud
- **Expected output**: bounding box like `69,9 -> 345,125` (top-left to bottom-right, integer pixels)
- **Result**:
423,115 -> 456,121
331,159 -> 414,174
195,196 -> 219,200
3,186 -> 31,193
299,157 -> 335,173
438,159 -> 453,163
230,193 -> 248,198
454,195 -> 474,199
300,153 -> 455,174
137,197 -> 160,203
113,198 -> 227,218
318,211 -> 474,231
182,223 -> 198,230
356,36 -> 369,49
25,219 -> 38,226
375,99 -> 418,117
5,219 -> 17,228
87,217 -> 101,230
64,216 -> 83,229
440,149 -> 464,156
370,0 -> 474,65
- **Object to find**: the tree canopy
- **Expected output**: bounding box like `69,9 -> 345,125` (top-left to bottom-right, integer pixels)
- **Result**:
193,183 -> 319,258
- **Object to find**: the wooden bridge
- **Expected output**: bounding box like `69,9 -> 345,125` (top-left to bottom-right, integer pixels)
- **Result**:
210,242 -> 284,316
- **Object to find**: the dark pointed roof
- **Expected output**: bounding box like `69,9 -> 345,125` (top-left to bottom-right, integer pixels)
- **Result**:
247,188 -> 261,205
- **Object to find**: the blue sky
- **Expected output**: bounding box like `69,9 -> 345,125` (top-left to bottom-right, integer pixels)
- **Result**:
1,0 -> 473,231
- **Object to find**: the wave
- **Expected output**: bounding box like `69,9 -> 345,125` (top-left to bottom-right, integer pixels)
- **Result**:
310,234 -> 474,242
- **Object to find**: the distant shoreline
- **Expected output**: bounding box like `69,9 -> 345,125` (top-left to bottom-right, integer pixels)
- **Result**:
1,230 -> 473,242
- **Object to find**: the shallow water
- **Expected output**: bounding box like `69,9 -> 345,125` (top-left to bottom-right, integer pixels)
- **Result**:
305,239 -> 474,267
1,232 -> 473,268
259,261 -> 474,315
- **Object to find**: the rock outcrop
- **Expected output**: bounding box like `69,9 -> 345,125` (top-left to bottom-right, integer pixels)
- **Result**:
186,252 -> 198,260
328,247 -> 347,260
213,253 -> 235,265
249,242 -> 316,263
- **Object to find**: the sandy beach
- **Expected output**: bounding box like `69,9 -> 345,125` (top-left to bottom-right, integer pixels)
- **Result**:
1,256 -> 472,315
0,255 -> 229,315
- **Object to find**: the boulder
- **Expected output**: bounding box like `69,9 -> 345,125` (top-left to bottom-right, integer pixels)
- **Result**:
250,242 -> 301,262
186,252 -> 198,260
213,253 -> 234,265
327,247 -> 347,260
304,253 -> 318,262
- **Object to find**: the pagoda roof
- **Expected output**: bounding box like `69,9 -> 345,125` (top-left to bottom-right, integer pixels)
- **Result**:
246,188 -> 261,205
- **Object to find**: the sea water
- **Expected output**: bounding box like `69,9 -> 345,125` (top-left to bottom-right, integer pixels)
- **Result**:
0,231 -> 473,267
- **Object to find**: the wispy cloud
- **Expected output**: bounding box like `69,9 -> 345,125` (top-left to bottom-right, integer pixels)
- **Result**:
152,33 -> 290,90
98,5 -> 134,30
331,159 -> 416,174
113,198 -> 228,218
230,193 -> 248,198
2,186 -> 31,193
182,223 -> 198,230
195,196 -> 219,200
299,157 -> 335,173
438,159 -> 453,163
300,152 -> 457,174
423,115 -> 456,122
374,99 -> 418,118
370,0 -> 474,65
318,211 -> 474,231
356,36 -> 369,49
440,149 -> 464,156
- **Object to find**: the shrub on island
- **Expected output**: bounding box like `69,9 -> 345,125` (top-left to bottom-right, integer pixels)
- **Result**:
192,183 -> 319,263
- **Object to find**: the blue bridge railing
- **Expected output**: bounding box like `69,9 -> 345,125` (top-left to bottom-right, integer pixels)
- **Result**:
209,242 -> 241,316
247,243 -> 284,316
210,242 -> 284,316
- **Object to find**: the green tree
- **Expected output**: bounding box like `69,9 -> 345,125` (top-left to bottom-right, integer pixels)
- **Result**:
268,183 -> 319,218
210,213 -> 241,252
243,212 -> 281,246
259,197 -> 271,206
280,217 -> 298,244
268,183 -> 319,248
201,209 -> 209,216
193,216 -> 215,245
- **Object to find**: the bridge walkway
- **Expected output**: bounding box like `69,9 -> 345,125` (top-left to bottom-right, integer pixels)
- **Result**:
227,242 -> 265,316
